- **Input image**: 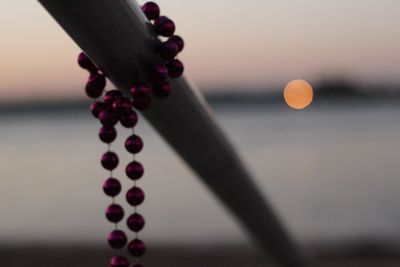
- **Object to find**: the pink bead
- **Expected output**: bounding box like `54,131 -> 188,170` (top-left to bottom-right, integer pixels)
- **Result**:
110,256 -> 130,267
120,112 -> 139,128
113,97 -> 133,117
151,64 -> 168,82
154,16 -> 175,37
78,52 -> 97,74
127,213 -> 145,232
126,187 -> 145,206
108,230 -> 128,249
153,81 -> 171,99
99,126 -> 117,143
128,239 -> 146,258
90,101 -> 107,118
142,2 -> 160,20
166,59 -> 184,78
169,35 -> 184,52
99,110 -> 118,127
105,204 -> 124,223
126,161 -> 144,180
103,178 -> 122,197
104,90 -> 123,105
158,40 -> 178,61
125,135 -> 144,154
101,151 -> 119,171
85,73 -> 106,99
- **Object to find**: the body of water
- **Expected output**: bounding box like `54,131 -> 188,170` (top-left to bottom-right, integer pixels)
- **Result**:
0,103 -> 399,247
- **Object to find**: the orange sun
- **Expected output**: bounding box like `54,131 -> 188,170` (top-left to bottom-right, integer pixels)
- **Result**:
284,79 -> 314,110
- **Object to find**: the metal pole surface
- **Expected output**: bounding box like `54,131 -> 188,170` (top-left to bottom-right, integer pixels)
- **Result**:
37,1 -> 306,265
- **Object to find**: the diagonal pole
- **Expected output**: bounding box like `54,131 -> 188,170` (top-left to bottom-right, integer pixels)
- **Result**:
37,0 -> 306,265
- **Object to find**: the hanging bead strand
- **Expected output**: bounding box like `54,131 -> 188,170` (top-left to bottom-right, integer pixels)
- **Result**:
78,53 -> 130,267
126,83 -> 148,265
101,91 -> 129,267
77,2 -> 186,266
101,89 -> 129,266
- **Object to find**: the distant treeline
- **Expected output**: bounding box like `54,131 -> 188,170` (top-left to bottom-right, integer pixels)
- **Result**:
0,79 -> 399,114
314,79 -> 400,98
206,79 -> 400,106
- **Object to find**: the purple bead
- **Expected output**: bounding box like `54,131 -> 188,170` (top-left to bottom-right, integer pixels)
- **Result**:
170,35 -> 184,52
154,16 -> 175,37
125,135 -> 144,154
103,178 -> 122,197
113,97 -> 133,117
151,64 -> 168,82
120,111 -> 139,128
99,110 -> 118,127
101,151 -> 119,171
131,83 -> 152,97
104,90 -> 123,105
128,239 -> 146,258
166,59 -> 184,78
132,95 -> 152,111
78,52 -> 97,74
153,81 -> 171,99
105,204 -> 124,223
126,161 -> 144,180
85,73 -> 106,99
127,213 -> 145,232
99,126 -> 117,143
126,187 -> 145,206
90,101 -> 107,119
158,40 -> 179,61
111,256 -> 130,267
108,230 -> 128,249
142,2 -> 160,20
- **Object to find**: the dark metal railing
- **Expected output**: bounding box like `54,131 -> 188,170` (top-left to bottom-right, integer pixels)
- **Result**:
37,1 -> 306,265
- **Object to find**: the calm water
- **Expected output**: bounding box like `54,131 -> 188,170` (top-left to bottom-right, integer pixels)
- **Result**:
0,103 -> 399,246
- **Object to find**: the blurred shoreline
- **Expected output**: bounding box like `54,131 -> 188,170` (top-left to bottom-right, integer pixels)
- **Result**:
0,87 -> 400,116
1,79 -> 400,111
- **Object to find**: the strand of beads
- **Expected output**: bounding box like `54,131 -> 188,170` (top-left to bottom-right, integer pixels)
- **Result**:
105,89 -> 138,267
141,1 -> 185,100
78,53 -> 130,266
123,3 -> 185,265
101,88 -> 140,267
125,83 -> 147,267
77,1 -> 185,266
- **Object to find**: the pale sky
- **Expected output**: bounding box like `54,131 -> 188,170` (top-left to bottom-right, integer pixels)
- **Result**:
0,0 -> 400,101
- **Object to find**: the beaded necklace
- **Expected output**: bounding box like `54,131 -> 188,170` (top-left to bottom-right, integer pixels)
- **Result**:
77,2 -> 184,266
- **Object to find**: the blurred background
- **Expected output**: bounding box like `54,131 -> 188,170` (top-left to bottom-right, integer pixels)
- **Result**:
1,0 -> 400,266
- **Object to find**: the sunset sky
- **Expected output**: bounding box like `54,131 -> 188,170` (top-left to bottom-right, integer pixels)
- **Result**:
0,0 -> 400,101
